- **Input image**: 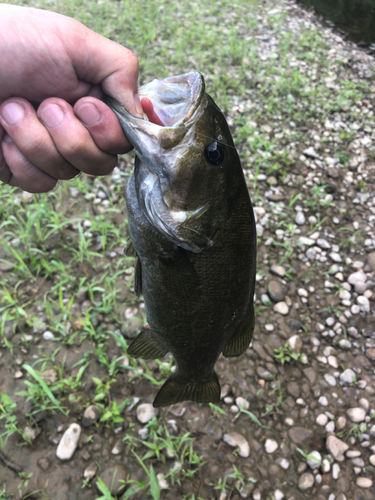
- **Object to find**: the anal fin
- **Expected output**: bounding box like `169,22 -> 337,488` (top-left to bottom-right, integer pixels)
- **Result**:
127,327 -> 168,360
222,303 -> 255,358
124,238 -> 136,257
153,371 -> 220,408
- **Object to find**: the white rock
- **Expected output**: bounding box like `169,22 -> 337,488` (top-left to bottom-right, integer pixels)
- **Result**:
330,252 -> 342,262
328,356 -> 338,368
157,473 -> 169,489
43,331 -> 55,340
298,472 -> 314,490
346,407 -> 366,423
316,414 -> 328,426
235,397 -> 250,410
369,455 -> 375,466
287,335 -> 302,354
326,421 -> 335,433
317,238 -> 330,249
324,374 -> 336,387
307,450 -> 321,470
370,424 -> 375,437
340,368 -> 356,384
297,288 -> 308,297
295,212 -> 306,225
83,463 -> 97,479
322,458 -> 330,473
279,458 -> 290,469
265,439 -> 278,453
339,339 -> 351,350
348,270 -> 367,285
332,463 -> 340,479
136,403 -> 158,424
56,423 -> 81,460
298,236 -> 314,246
356,477 -> 373,488
223,432 -> 250,458
274,490 -> 284,500
273,301 -> 289,315
357,295 -> 370,312
318,396 -> 328,406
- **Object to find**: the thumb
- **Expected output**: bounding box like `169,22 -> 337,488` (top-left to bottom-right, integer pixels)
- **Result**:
69,24 -> 143,117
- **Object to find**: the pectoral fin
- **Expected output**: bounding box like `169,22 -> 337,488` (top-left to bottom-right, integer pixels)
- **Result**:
127,327 -> 168,360
153,371 -> 220,408
222,304 -> 255,358
124,239 -> 136,257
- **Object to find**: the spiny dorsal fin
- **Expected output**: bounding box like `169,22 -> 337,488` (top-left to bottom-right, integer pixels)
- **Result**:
127,327 -> 168,360
123,239 -> 136,257
153,371 -> 220,408
222,304 -> 255,358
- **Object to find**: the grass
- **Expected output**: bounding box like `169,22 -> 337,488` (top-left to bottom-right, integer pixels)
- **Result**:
1,0 -> 374,497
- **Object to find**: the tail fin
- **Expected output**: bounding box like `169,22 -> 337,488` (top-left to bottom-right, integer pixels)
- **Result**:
153,371 -> 220,408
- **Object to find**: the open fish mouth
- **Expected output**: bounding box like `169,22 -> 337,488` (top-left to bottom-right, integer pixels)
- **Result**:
104,72 -> 206,162
137,72 -> 205,127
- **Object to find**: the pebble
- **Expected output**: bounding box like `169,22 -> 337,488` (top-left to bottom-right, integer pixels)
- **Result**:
136,403 -> 158,424
318,396 -> 328,406
332,463 -> 340,479
157,473 -> 169,489
326,435 -> 349,461
298,472 -> 314,490
307,450 -> 321,470
268,280 -> 285,302
83,463 -> 97,480
316,414 -> 328,426
235,397 -> 250,410
295,212 -> 306,225
223,432 -> 250,458
42,331 -> 55,340
82,405 -> 100,427
287,335 -> 302,353
99,465 -> 128,495
270,264 -> 286,277
265,439 -> 278,453
369,455 -> 375,466
356,477 -> 373,488
273,301 -> 289,315
330,252 -> 342,262
322,458 -> 330,473
346,407 -> 366,423
340,368 -> 356,384
278,458 -> 290,469
324,374 -> 336,386
56,423 -> 81,460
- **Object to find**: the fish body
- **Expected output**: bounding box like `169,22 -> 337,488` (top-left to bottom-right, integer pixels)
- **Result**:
105,73 -> 256,407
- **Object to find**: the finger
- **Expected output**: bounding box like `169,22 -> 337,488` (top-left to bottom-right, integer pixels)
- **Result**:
73,97 -> 133,154
0,98 -> 79,181
38,98 -> 118,176
1,133 -> 57,193
70,29 -> 143,117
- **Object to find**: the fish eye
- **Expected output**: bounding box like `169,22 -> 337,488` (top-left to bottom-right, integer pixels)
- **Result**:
205,142 -> 224,166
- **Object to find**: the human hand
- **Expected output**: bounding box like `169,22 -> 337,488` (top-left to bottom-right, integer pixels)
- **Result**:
0,4 -> 142,193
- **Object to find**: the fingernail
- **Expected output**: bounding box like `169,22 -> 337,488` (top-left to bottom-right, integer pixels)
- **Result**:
3,133 -> 13,143
134,94 -> 143,117
76,102 -> 101,126
1,102 -> 25,125
40,103 -> 64,127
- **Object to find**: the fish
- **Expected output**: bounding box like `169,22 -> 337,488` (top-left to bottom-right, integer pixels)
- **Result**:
105,72 -> 256,408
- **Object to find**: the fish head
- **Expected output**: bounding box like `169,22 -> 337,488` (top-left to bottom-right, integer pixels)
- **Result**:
105,72 -> 242,252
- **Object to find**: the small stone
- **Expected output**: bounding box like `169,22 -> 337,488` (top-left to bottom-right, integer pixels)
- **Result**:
298,472 -> 314,490
42,331 -> 55,340
326,421 -> 335,433
317,238 -> 330,249
356,477 -> 372,488
369,455 -> 375,466
339,339 -> 351,350
83,463 -> 97,480
14,371 -> 23,379
332,463 -> 340,479
295,212 -> 306,225
273,301 -> 289,315
24,426 -> 42,441
322,458 -> 330,473
278,458 -> 290,469
330,252 -> 342,262
265,439 -> 278,453
223,432 -> 250,458
274,490 -> 284,500
326,435 -> 349,461
157,473 -> 169,489
136,403 -> 158,424
235,397 -> 250,410
340,369 -> 356,384
56,423 -> 81,460
367,251 -> 375,272
270,264 -> 286,277
316,414 -> 328,426
324,374 -> 336,387
82,405 -> 99,427
111,440 -> 123,455
307,451 -> 321,470
318,396 -> 328,406
289,427 -> 313,444
287,335 -> 302,354
268,280 -> 285,302
346,407 -> 366,423
37,458 -> 50,471
99,465 -> 129,496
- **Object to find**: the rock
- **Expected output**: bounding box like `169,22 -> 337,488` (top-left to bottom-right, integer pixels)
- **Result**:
111,441 -> 123,455
256,366 -> 273,381
326,435 -> 349,461
289,427 -> 313,444
316,414 -> 328,426
348,270 -> 367,286
356,478 -> 373,488
37,458 -> 50,471
83,463 -> 97,480
324,374 -> 336,387
295,212 -> 306,225
303,367 -> 317,385
136,403 -> 158,424
223,432 -> 250,458
332,463 -> 340,479
42,331 -> 55,340
56,423 -> 81,460
99,465 -> 129,495
317,238 -> 330,249
273,301 -> 289,315
347,408 -> 366,423
369,455 -> 375,466
307,451 -> 321,470
366,348 -> 375,360
340,369 -> 356,384
268,280 -> 285,302
288,335 -> 302,354
24,426 -> 42,441
330,252 -> 342,262
265,439 -> 278,453
270,264 -> 286,277
82,405 -> 100,427
367,251 -> 375,272
298,472 -> 314,490
235,397 -> 250,410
